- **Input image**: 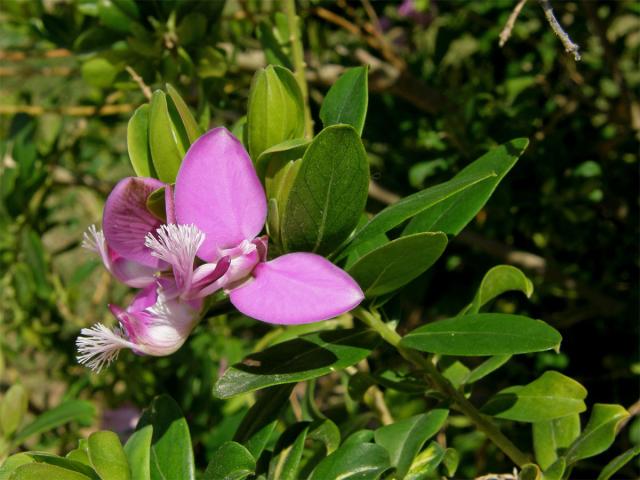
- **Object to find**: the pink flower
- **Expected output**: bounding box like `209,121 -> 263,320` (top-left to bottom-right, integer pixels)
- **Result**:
77,128 -> 364,371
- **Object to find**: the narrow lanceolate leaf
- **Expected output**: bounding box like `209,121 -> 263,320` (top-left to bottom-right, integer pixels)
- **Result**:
308,442 -> 391,480
127,104 -> 155,177
269,423 -> 310,480
281,125 -> 369,255
400,313 -> 561,356
124,425 -> 152,480
320,66 -> 369,136
374,409 -> 449,479
404,138 -> 528,236
596,445 -> 640,480
87,431 -> 131,480
204,442 -> 256,480
405,441 -> 446,479
136,395 -> 195,480
213,329 -> 379,398
246,65 -> 305,160
25,453 -> 99,480
465,265 -> 533,314
541,458 -> 566,480
533,414 -> 581,469
166,84 -> 202,143
565,403 -> 630,465
338,170 -> 495,260
464,355 -> 512,384
0,384 -> 28,437
481,371 -> 587,422
347,232 -> 447,297
257,137 -> 310,181
13,400 -> 95,445
149,91 -> 183,183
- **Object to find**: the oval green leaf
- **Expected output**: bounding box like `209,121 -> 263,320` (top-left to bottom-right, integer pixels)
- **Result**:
127,104 -> 155,178
87,431 -> 130,480
246,65 -> 305,160
11,463 -> 93,480
400,313 -> 561,356
320,66 -> 368,136
1,384 -> 28,437
204,442 -> 255,480
281,125 -> 369,255
213,329 -> 379,399
374,409 -> 449,479
148,90 -> 183,183
533,414 -> 581,469
347,232 -> 447,298
308,442 -> 391,480
466,265 -> 533,314
123,425 -> 152,480
135,395 -> 195,480
481,371 -> 587,422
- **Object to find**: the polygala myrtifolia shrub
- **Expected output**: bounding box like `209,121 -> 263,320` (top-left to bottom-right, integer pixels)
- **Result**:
2,64 -> 635,479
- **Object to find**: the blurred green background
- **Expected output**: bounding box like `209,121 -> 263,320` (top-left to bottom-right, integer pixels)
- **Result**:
0,0 -> 638,477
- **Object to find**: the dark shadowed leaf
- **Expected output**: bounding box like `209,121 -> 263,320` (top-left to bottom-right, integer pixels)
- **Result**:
400,314 -> 561,356
597,445 -> 640,480
308,442 -> 391,480
348,232 -> 447,297
214,329 -> 379,398
269,423 -> 309,480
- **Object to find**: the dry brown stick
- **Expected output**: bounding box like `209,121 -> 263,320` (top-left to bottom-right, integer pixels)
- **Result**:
0,104 -> 135,117
538,0 -> 581,60
499,0 -> 529,47
125,66 -> 152,100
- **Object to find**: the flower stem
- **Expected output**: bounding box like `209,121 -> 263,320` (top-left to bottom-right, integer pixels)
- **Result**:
352,306 -> 530,468
284,0 -> 313,138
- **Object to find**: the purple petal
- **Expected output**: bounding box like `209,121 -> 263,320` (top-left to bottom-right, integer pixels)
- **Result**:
174,128 -> 267,261
103,177 -> 166,268
229,253 -> 364,325
110,256 -> 157,288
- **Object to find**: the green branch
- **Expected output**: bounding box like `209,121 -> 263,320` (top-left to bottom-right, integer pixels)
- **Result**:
353,306 -> 530,468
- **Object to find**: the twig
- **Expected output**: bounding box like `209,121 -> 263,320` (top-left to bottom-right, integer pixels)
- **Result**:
499,0 -> 529,47
538,0 -> 581,61
125,66 -> 152,100
0,104 -> 134,116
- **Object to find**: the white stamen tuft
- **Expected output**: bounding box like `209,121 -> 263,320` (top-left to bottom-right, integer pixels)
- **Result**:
76,323 -> 134,373
82,224 -> 105,254
144,224 -> 205,282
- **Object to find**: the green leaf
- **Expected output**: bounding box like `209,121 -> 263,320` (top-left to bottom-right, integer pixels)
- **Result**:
308,442 -> 391,480
13,400 -> 95,445
320,66 -> 369,136
541,458 -> 566,480
404,138 -> 528,236
145,186 -> 167,221
519,463 -> 541,480
10,463 -> 93,480
269,423 -> 309,480
338,171 -> 495,260
0,453 -> 34,480
400,313 -> 562,356
464,355 -> 512,384
204,442 -> 256,480
86,431 -> 130,480
213,329 -> 379,398
374,409 -> 449,478
347,232 -> 447,297
148,90 -> 183,183
81,58 -> 118,89
442,448 -> 459,477
565,403 -> 630,464
26,453 -> 99,480
481,371 -> 587,422
257,138 -> 309,181
123,425 -> 152,480
597,445 -> 640,480
308,419 -> 340,455
136,395 -> 195,480
166,84 -> 201,144
1,384 -> 28,437
466,265 -> 533,314
281,125 -> 369,255
127,104 -> 155,177
246,65 -> 305,160
405,441 -> 446,480
533,414 -> 581,469
233,384 -> 294,459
